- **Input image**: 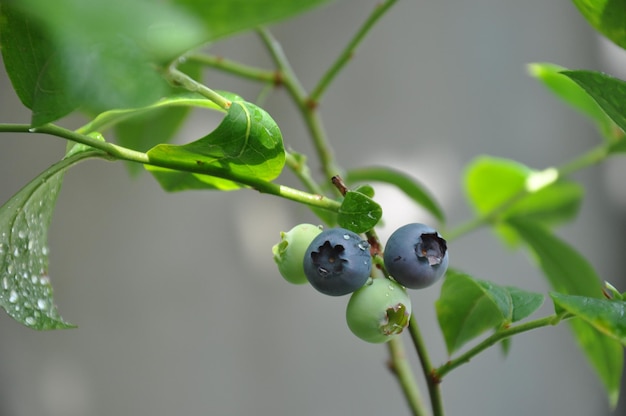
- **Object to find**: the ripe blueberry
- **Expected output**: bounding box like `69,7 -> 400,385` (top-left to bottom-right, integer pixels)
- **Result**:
303,228 -> 372,296
346,278 -> 412,343
272,224 -> 323,285
383,223 -> 448,289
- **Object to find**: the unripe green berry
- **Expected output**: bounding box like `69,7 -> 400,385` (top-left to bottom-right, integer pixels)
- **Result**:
346,278 -> 412,343
272,223 -> 323,284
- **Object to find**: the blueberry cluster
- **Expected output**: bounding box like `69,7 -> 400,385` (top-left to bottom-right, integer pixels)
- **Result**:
272,222 -> 448,343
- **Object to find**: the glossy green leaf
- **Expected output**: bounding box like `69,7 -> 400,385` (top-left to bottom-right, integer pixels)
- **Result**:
551,293 -> 626,345
337,190 -> 382,233
465,157 -> 583,231
146,100 -> 285,191
174,0 -> 333,41
1,0 -> 207,125
527,63 -> 615,138
572,0 -> 626,50
353,184 -> 375,199
560,70 -> 626,136
435,270 -> 543,354
508,218 -> 623,406
0,150 -> 101,329
346,166 -> 445,223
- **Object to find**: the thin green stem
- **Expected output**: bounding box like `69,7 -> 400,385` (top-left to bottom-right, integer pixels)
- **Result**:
256,28 -> 308,102
0,124 -> 149,162
309,0 -> 398,102
257,27 -> 341,181
408,315 -> 445,416
186,54 -> 277,84
557,144 -> 609,177
165,67 -> 232,110
0,123 -> 342,212
434,314 -> 571,379
446,143 -> 612,241
285,151 -> 325,196
387,337 -> 430,416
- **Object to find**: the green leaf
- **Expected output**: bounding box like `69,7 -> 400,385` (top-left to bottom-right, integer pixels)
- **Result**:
560,70 -> 626,137
435,270 -> 543,354
570,319 -> 623,408
2,0 -> 207,125
337,191 -> 382,233
508,218 -> 623,406
345,166 -> 445,223
464,157 -> 583,244
173,0 -> 333,41
0,150 -> 101,329
551,293 -> 626,345
572,0 -> 626,50
527,63 -> 615,138
146,100 -> 285,191
0,4 -> 79,124
508,286 -> 545,323
507,218 -> 601,297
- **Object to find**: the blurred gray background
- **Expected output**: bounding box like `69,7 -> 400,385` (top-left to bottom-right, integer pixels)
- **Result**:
1,0 -> 625,415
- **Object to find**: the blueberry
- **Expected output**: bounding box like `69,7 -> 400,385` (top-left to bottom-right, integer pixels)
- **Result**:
346,278 -> 411,343
383,223 -> 448,289
273,224 -> 323,284
303,228 -> 372,296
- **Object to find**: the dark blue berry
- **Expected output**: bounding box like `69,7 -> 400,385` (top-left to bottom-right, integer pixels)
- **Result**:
383,223 -> 448,289
303,228 -> 372,296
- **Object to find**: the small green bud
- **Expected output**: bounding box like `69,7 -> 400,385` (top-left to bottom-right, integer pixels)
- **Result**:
272,223 -> 322,284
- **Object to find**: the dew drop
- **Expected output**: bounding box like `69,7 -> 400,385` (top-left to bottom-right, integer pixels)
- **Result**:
27,240 -> 34,251
1,277 -> 8,290
343,234 -> 350,240
13,247 -> 19,257
28,127 -> 37,133
0,243 -> 5,254
6,264 -> 14,276
37,299 -> 47,310
9,290 -> 18,303
40,276 -> 50,285
17,230 -> 26,239
42,246 -> 49,256
25,316 -> 36,326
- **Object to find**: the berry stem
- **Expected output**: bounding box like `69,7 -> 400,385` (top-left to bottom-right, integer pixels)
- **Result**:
387,337 -> 430,416
434,313 -> 572,379
408,315 -> 445,416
